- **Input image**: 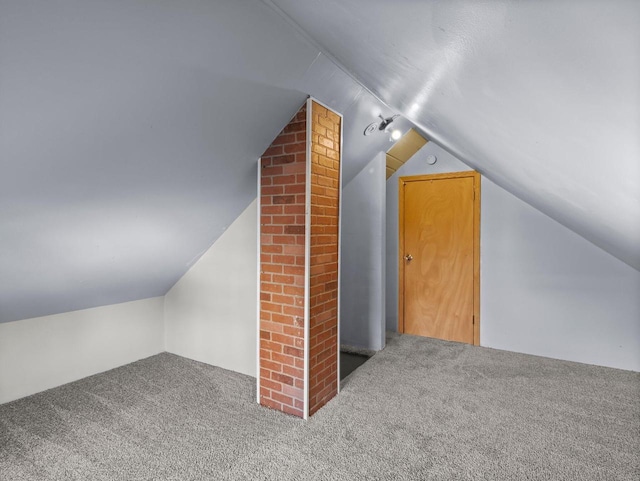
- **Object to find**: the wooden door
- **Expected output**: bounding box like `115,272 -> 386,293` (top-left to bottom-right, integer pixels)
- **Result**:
399,172 -> 480,345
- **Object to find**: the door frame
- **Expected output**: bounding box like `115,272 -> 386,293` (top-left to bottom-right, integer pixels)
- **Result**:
398,171 -> 481,346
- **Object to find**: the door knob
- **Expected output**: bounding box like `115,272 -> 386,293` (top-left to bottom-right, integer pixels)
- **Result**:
404,254 -> 413,261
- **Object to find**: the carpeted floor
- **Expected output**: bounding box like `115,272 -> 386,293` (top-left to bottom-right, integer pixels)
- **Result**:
1,334 -> 638,480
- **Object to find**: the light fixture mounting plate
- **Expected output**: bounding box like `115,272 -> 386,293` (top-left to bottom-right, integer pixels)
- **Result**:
364,122 -> 378,136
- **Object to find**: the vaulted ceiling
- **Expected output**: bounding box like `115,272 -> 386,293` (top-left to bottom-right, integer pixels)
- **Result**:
270,0 -> 640,271
1,0 -> 638,323
0,0 -> 414,322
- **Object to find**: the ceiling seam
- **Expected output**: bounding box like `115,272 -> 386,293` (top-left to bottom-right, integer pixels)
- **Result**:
259,0 -> 397,115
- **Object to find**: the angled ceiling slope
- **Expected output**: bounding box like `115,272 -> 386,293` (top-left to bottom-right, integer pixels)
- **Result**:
269,0 -> 640,270
0,0 -> 415,323
386,129 -> 428,179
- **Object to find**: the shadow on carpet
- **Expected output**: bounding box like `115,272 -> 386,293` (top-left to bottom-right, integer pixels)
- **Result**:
1,334 -> 638,480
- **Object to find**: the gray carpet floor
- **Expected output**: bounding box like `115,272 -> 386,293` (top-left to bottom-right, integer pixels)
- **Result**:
1,334 -> 638,480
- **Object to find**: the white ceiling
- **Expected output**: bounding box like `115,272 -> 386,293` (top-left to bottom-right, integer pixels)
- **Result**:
0,0 -> 413,322
270,0 -> 640,270
2,0 -> 637,323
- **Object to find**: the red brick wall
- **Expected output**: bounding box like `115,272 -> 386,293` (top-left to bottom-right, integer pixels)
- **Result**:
259,103 -> 307,418
308,101 -> 341,416
259,100 -> 341,419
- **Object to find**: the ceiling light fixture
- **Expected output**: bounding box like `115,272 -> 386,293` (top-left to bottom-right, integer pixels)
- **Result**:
391,129 -> 402,141
364,114 -> 400,136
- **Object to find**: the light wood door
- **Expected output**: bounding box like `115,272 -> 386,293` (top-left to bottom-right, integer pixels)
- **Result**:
399,172 -> 480,345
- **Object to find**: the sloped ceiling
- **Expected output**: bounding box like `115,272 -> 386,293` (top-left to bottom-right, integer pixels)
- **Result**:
0,0 -> 413,322
3,1 -> 637,324
270,0 -> 640,270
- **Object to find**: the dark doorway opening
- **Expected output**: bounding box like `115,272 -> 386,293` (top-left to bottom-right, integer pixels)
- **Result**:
340,352 -> 370,380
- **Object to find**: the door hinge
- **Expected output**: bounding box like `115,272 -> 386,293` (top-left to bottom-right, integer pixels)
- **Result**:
472,315 -> 475,325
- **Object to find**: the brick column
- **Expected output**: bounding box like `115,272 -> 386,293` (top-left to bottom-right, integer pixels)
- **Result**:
259,104 -> 307,418
258,99 -> 341,419
308,103 -> 341,416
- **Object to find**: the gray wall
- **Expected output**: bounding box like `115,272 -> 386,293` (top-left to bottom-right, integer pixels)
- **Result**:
385,143 -> 640,372
340,153 -> 386,351
481,178 -> 640,371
